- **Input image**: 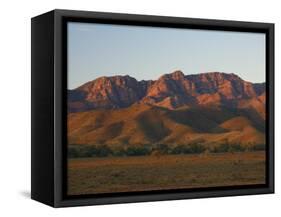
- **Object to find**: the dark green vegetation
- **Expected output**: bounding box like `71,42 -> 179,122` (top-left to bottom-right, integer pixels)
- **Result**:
68,151 -> 266,195
68,143 -> 265,158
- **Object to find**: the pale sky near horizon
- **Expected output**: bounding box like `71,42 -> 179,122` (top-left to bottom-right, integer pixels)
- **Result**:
67,22 -> 266,89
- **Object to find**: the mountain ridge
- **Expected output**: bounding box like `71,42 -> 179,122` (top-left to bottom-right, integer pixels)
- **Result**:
68,71 -> 265,116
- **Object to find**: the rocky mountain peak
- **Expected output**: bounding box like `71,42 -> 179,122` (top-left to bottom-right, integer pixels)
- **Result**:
68,71 -> 265,112
170,70 -> 185,80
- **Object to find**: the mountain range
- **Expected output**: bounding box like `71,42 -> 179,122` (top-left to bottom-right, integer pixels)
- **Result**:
68,71 -> 266,147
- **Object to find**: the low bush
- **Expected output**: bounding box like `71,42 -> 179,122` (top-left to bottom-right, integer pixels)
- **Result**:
211,143 -> 245,153
170,143 -> 206,155
152,144 -> 170,155
68,145 -> 112,158
249,144 -> 265,151
125,146 -> 151,156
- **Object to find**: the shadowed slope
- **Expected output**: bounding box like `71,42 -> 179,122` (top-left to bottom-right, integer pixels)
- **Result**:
68,104 -> 265,147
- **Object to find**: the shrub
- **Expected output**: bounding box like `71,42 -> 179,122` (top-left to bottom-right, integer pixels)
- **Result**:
228,144 -> 245,152
212,143 -> 229,153
170,145 -> 188,154
111,147 -> 126,157
68,146 -> 80,158
125,146 -> 151,156
189,143 -> 206,153
211,143 -> 246,153
170,144 -> 206,155
68,145 -> 112,158
95,145 -> 112,157
249,144 -> 265,151
152,144 -> 170,155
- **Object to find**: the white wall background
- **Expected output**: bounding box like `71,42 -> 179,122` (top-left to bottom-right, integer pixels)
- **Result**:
0,0 -> 279,216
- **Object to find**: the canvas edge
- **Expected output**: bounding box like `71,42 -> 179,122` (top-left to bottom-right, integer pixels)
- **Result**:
31,10 -> 56,207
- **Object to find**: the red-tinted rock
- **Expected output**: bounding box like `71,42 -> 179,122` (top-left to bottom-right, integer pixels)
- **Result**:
68,71 -> 265,113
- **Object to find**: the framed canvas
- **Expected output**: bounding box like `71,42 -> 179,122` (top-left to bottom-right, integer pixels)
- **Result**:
31,9 -> 274,207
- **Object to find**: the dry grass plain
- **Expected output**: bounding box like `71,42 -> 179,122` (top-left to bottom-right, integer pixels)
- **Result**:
67,151 -> 265,195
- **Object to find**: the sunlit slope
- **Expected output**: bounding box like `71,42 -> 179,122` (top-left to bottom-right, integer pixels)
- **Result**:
68,104 -> 265,147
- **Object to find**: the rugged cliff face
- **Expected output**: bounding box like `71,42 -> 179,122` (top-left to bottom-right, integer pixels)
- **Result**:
68,75 -> 148,111
68,71 -> 265,116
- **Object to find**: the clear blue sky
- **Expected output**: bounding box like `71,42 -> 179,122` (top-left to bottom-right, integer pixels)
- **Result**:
67,22 -> 265,89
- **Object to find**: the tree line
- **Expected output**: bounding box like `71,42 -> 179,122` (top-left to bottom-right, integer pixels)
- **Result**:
68,143 -> 265,158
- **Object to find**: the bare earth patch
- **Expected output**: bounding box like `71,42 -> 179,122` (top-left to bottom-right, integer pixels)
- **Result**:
67,151 -> 265,195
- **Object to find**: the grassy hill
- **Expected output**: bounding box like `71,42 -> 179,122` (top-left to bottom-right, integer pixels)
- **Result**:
68,103 -> 265,149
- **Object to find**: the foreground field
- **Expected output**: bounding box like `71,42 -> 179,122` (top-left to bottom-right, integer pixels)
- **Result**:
68,151 -> 265,195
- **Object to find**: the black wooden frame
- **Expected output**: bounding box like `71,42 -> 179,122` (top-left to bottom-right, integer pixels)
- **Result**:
31,9 -> 274,207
